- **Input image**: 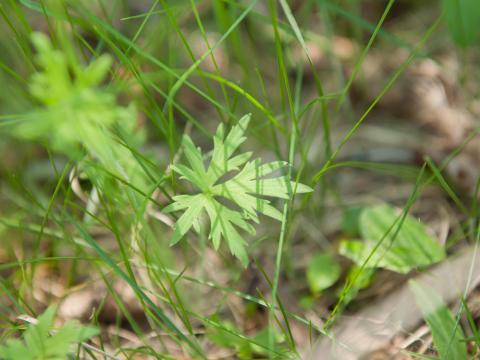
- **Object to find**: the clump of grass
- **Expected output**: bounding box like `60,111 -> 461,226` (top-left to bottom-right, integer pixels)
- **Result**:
0,0 -> 478,359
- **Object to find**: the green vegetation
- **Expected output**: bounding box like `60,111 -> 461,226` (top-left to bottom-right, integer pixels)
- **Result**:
1,0 -> 479,359
339,203 -> 445,274
166,114 -> 312,266
306,253 -> 340,294
0,306 -> 98,360
410,281 -> 467,360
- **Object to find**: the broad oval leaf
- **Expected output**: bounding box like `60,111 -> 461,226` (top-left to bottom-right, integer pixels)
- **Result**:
339,204 -> 445,273
306,253 -> 341,294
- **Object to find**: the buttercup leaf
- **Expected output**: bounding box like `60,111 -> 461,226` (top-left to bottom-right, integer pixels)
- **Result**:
165,114 -> 313,265
9,33 -> 148,206
0,306 -> 98,360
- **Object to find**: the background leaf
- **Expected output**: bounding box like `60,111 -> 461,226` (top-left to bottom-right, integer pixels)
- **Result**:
0,306 -> 98,360
306,253 -> 341,294
339,204 -> 445,273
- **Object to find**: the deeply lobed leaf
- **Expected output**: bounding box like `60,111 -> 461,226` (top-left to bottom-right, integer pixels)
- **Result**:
0,306 -> 98,360
165,114 -> 313,265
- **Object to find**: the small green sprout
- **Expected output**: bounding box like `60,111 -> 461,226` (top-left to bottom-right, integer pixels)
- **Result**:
17,32 -> 137,163
10,32 -> 146,201
0,306 -> 98,360
164,114 -> 313,266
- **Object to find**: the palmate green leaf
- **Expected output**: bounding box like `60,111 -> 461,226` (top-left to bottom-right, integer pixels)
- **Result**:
165,114 -> 313,265
339,204 -> 445,273
10,32 -> 145,192
203,197 -> 255,267
17,33 -> 128,157
410,280 -> 467,360
206,116 -> 251,184
164,194 -> 207,246
212,158 -> 312,222
5,32 -> 150,214
0,305 -> 98,360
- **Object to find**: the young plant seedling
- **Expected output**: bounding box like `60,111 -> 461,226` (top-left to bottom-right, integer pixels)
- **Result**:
0,306 -> 98,360
164,114 -> 313,266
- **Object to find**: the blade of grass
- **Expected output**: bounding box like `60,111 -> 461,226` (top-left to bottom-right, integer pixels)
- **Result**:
162,0 -> 259,126
425,156 -> 469,216
267,0 -> 304,354
279,0 -> 331,158
324,162 -> 428,330
68,215 -> 205,358
335,0 -> 396,112
312,15 -> 442,185
325,128 -> 480,329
